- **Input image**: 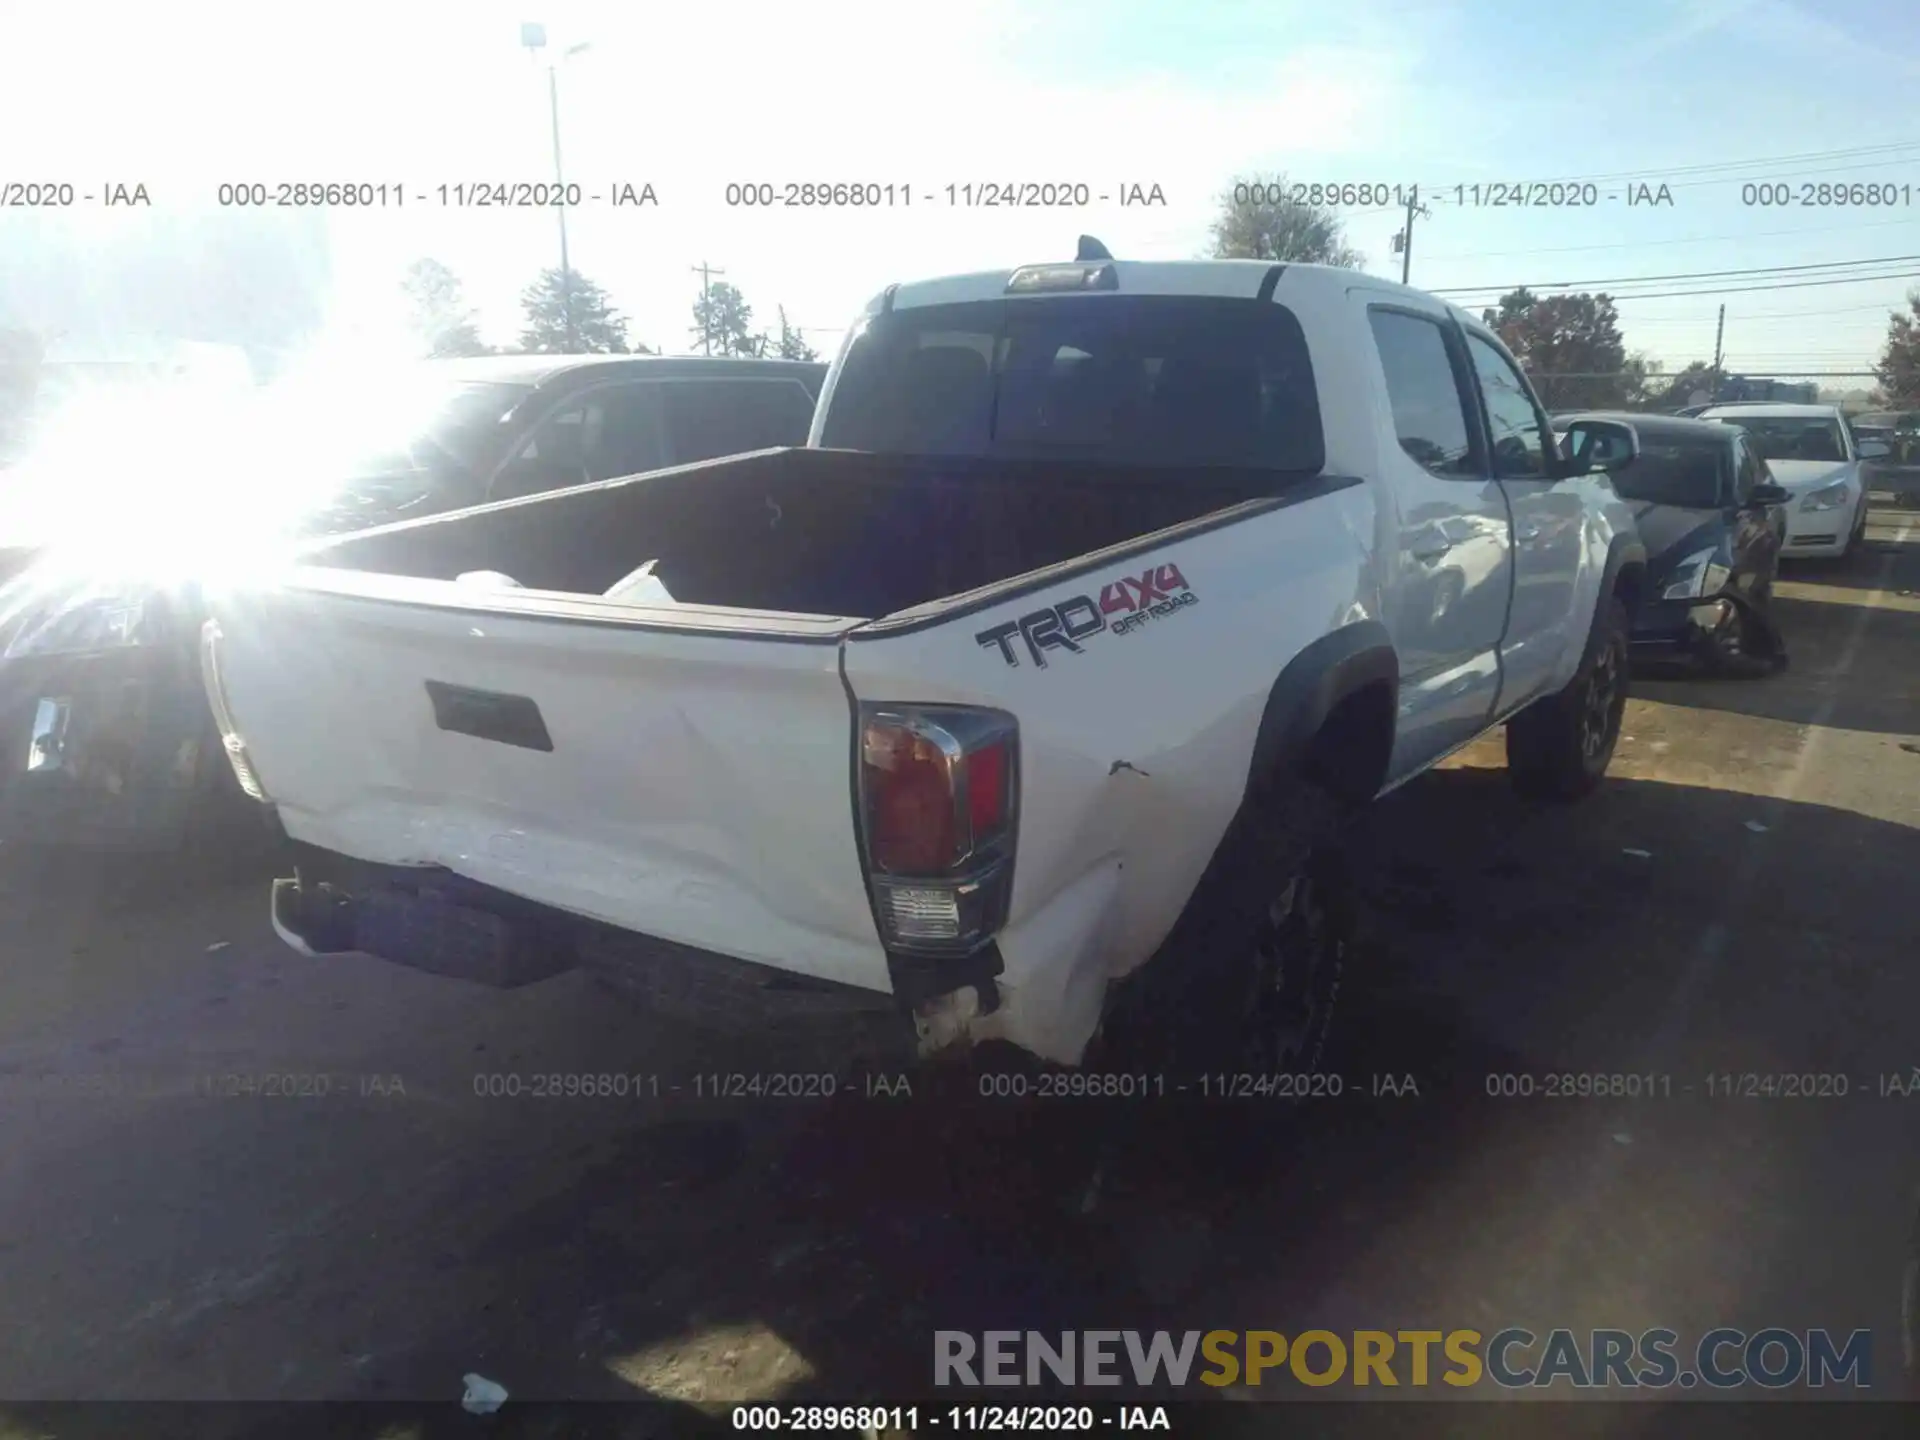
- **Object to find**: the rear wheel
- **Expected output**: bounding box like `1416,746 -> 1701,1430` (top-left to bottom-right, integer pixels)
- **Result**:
1092,784 -> 1355,1178
1506,597 -> 1630,801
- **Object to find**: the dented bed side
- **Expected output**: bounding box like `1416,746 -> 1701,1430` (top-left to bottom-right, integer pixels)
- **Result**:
840,476 -> 1374,1062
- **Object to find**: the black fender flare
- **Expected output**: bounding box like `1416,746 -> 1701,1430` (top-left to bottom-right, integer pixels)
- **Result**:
1587,532 -> 1649,652
1245,620 -> 1399,805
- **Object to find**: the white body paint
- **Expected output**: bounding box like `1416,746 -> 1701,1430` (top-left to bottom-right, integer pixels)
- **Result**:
206,260 -> 1637,1065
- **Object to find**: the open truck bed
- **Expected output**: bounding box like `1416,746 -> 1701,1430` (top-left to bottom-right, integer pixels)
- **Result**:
295,445 -> 1280,622
204,445 -> 1299,1058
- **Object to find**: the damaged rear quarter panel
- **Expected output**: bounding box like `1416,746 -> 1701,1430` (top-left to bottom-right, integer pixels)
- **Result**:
842,482 -> 1378,1055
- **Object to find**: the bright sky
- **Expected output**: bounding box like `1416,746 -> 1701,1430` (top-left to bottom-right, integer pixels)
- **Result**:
5,0 -> 1920,380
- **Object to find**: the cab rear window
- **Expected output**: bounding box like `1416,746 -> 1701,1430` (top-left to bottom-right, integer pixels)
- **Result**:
819,295 -> 1324,472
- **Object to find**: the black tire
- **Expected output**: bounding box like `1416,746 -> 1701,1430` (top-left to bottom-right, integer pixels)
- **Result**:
1506,596 -> 1630,802
1094,783 -> 1355,1098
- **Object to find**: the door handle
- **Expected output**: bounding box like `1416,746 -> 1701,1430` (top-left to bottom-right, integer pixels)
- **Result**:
1516,524 -> 1542,543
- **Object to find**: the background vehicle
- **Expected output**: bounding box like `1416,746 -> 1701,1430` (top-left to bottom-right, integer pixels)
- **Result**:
1895,412 -> 1920,465
1851,416 -> 1896,456
1695,402 -> 1884,561
205,248 -> 1646,1079
0,355 -> 826,851
1558,411 -> 1788,673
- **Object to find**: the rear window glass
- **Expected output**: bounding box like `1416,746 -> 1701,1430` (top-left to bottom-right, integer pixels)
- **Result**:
1607,439 -> 1728,509
818,295 -> 1324,472
1709,415 -> 1846,463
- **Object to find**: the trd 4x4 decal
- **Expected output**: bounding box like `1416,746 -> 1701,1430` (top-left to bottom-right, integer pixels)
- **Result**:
975,561 -> 1198,669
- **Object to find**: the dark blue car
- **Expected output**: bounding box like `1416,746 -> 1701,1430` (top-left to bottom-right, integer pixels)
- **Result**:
1557,412 -> 1790,673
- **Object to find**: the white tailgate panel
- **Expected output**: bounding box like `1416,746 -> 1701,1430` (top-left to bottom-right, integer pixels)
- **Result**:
214,585 -> 889,991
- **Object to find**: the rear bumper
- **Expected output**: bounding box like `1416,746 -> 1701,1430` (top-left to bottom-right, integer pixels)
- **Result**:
268,854 -> 918,1064
268,859 -> 583,988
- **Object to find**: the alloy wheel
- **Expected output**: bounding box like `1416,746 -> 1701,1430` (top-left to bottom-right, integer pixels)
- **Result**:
1579,639 -> 1626,760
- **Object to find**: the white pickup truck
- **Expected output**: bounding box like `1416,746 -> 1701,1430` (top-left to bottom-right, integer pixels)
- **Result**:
201,243 -> 1647,1079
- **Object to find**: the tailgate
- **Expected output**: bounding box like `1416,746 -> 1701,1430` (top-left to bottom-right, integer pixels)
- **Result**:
208,575 -> 890,991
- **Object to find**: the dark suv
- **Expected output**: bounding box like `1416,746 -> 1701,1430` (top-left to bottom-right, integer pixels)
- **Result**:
0,355 -> 827,850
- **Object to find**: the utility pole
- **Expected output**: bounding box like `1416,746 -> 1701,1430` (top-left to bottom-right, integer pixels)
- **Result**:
1711,304 -> 1726,398
1394,194 -> 1432,286
692,262 -> 725,355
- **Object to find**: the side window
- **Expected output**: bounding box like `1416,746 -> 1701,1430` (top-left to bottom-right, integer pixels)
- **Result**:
1367,308 -> 1476,476
496,384 -> 667,497
580,385 -> 669,480
514,404 -> 589,466
661,380 -> 818,465
1464,333 -> 1550,480
1733,437 -> 1760,502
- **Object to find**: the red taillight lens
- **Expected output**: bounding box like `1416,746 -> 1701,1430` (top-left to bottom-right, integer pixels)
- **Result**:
967,737 -> 1009,841
860,705 -> 1019,952
860,708 -> 1017,878
868,729 -> 959,874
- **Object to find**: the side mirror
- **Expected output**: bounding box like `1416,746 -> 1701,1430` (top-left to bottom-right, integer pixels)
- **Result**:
1560,418 -> 1639,475
1857,440 -> 1891,460
1748,481 -> 1791,507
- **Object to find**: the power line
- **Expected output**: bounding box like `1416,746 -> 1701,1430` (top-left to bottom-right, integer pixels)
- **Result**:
1421,216 -> 1920,263
1282,143 -> 1920,240
1340,141 -> 1920,215
1433,252 -> 1920,297
1409,150 -> 1920,216
1498,139 -> 1920,188
1626,302 -> 1903,320
1414,142 -> 1920,197
1651,154 -> 1920,192
1458,269 -> 1920,304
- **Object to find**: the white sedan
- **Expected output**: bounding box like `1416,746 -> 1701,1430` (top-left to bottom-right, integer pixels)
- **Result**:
1697,403 -> 1886,560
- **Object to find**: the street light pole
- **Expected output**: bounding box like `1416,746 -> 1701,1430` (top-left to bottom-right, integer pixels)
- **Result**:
546,63 -> 574,351
522,25 -> 588,352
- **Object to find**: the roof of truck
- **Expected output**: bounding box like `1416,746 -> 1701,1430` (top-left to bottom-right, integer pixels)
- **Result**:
428,354 -> 828,389
877,257 -> 1486,331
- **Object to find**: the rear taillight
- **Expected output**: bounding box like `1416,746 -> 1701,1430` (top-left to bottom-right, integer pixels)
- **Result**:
859,705 -> 1017,955
199,620 -> 269,803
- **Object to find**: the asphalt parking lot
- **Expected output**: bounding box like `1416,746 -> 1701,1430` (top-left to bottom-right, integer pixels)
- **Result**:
0,504 -> 1915,1427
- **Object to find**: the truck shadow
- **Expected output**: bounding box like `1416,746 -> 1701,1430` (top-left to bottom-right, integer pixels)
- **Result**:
243,762 -> 1919,1414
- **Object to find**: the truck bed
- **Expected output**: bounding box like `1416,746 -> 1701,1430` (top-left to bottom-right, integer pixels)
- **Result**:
208,444 -> 1313,1034
296,446 -> 1284,620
